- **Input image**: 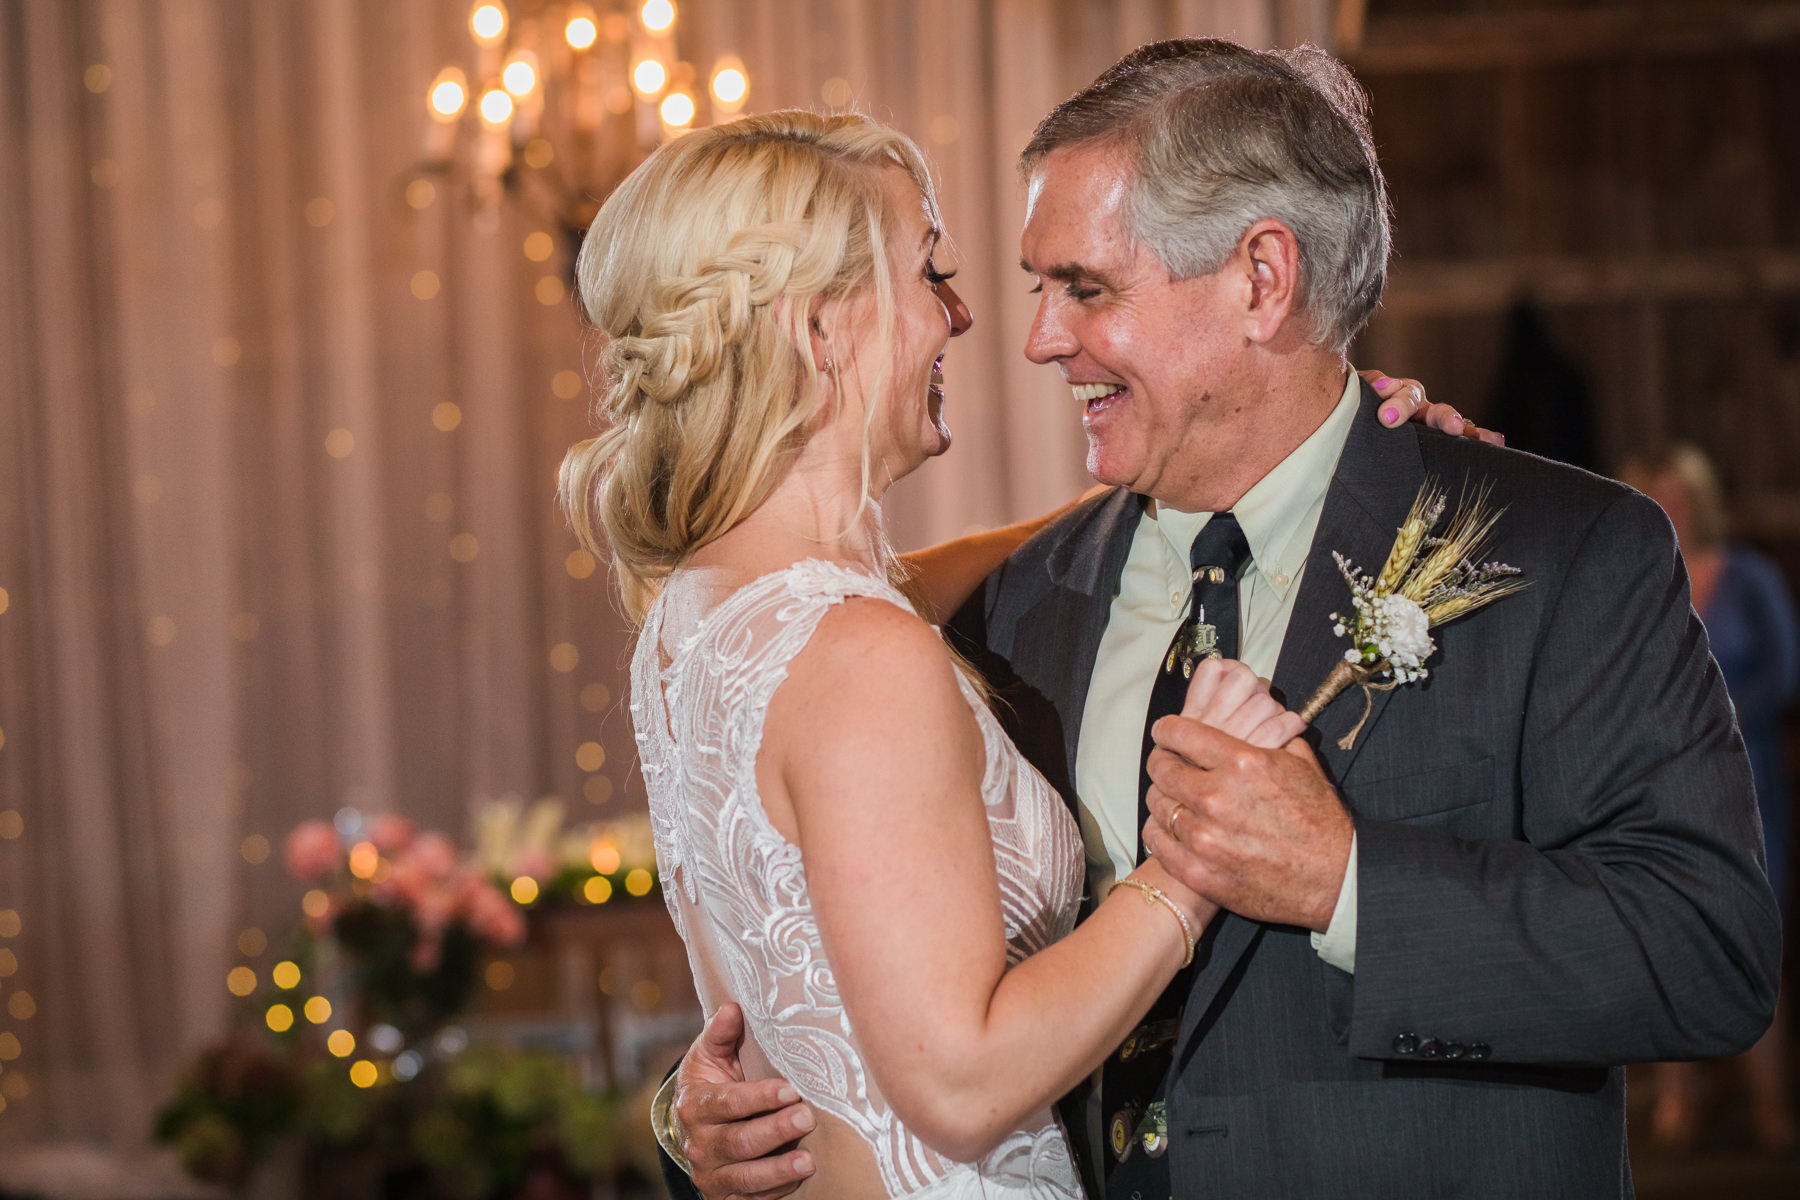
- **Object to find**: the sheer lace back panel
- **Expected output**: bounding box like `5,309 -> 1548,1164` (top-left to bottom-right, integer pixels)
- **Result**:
631,560 -> 1085,1199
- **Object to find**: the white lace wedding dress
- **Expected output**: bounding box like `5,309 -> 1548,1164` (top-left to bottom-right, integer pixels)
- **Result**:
632,560 -> 1087,1198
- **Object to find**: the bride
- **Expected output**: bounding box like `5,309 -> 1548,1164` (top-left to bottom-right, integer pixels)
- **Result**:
558,110 -> 1309,1198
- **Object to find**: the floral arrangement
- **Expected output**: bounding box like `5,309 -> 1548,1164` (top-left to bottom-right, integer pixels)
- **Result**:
285,813 -> 527,1039
1301,480 -> 1527,747
157,810 -> 642,1197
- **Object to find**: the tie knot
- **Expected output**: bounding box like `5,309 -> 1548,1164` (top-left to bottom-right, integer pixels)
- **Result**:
1189,512 -> 1251,580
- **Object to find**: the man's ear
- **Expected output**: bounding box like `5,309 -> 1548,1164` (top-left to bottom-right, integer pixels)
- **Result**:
1238,219 -> 1301,345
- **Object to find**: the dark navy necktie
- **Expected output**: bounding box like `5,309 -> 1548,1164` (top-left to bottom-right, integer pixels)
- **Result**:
1104,510 -> 1250,1200
1135,512 -> 1251,861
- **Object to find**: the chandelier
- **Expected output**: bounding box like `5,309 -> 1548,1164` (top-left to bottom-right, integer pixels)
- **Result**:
418,1 -> 749,237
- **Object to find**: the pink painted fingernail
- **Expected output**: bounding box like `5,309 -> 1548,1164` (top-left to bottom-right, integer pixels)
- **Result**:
1381,406 -> 1399,424
1375,376 -> 1396,388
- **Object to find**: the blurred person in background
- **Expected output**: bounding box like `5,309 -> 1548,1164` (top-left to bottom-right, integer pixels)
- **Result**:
1622,442 -> 1798,1154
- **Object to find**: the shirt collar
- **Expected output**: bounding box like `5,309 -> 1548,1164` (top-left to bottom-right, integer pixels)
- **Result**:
1148,369 -> 1361,598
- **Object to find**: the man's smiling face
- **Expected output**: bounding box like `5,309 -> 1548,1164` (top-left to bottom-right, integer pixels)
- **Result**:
1019,141 -> 1248,507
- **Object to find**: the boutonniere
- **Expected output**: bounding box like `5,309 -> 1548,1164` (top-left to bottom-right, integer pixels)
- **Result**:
1299,480 -> 1527,748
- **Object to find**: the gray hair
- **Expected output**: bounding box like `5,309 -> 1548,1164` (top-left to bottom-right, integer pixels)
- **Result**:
1021,38 -> 1390,352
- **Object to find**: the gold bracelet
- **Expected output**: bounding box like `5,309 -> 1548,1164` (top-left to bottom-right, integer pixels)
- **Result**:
1109,877 -> 1196,968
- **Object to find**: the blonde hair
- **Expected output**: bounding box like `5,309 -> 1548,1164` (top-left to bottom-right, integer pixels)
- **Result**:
558,111 -> 941,622
1617,441 -> 1729,551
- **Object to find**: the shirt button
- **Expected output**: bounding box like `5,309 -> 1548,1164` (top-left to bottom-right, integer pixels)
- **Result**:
1171,592 -> 1183,609
1271,572 -> 1290,587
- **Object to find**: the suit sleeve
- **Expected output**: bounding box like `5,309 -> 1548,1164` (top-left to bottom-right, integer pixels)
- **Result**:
1347,490 -> 1783,1065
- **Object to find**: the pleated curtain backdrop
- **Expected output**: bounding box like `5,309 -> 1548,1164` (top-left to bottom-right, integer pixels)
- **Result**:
0,0 -> 1328,1147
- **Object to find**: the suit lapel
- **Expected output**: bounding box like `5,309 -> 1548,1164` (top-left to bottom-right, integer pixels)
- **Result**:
1023,488 -> 1141,818
1272,382 -> 1428,783
1179,381 -> 1426,1040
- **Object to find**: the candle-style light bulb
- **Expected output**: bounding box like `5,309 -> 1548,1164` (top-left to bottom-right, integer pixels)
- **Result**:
641,0 -> 676,34
429,67 -> 468,120
661,90 -> 695,127
565,7 -> 598,50
711,58 -> 748,112
470,3 -> 507,43
479,88 -> 514,124
632,59 -> 667,97
502,53 -> 537,97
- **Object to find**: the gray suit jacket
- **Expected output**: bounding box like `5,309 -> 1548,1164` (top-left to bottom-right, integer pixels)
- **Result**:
948,383 -> 1783,1198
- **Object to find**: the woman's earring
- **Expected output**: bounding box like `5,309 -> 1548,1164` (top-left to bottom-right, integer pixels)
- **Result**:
821,357 -> 833,372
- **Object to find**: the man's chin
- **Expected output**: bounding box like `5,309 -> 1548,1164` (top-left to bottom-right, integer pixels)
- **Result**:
1085,443 -> 1128,490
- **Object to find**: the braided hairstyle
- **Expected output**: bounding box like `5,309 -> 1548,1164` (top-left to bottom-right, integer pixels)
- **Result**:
559,111 -> 940,622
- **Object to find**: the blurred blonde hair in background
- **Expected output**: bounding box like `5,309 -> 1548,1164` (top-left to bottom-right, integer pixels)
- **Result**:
1617,441 -> 1728,553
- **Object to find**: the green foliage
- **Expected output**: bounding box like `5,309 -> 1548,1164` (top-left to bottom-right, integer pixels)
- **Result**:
157,1041 -> 620,1199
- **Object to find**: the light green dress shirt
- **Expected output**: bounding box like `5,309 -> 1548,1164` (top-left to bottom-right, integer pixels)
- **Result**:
1072,370 -> 1361,973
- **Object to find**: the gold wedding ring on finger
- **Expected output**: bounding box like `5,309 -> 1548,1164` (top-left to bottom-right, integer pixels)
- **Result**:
1166,806 -> 1186,840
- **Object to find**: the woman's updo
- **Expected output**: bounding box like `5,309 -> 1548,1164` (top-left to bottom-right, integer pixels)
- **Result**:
559,111 -> 940,622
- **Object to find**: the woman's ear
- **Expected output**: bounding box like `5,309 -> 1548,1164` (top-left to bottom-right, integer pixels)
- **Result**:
808,312 -> 834,374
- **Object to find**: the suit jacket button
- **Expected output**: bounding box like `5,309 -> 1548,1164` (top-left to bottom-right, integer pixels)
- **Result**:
1392,1033 -> 1419,1055
1418,1038 -> 1442,1059
1468,1043 -> 1491,1061
1442,1041 -> 1465,1060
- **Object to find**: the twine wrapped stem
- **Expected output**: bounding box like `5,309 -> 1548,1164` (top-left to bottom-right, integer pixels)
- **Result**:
1299,660 -> 1399,749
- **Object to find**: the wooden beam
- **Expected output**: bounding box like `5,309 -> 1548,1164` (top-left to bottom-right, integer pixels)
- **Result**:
1379,250 -> 1800,318
1350,3 -> 1800,74
1735,490 -> 1800,540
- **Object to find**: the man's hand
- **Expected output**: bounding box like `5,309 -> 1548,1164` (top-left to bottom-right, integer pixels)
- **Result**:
1362,370 -> 1504,446
1141,717 -> 1352,931
675,1004 -> 817,1200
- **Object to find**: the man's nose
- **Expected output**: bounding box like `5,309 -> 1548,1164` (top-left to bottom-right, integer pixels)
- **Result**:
1024,296 -> 1074,364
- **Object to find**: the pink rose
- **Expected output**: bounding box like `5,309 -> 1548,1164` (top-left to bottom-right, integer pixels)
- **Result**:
367,813 -> 416,855
465,884 -> 527,946
411,885 -> 458,937
284,821 -> 342,882
404,832 -> 459,881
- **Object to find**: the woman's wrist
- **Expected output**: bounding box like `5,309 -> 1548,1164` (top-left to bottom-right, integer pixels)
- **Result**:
1109,874 -> 1196,968
1132,859 -> 1211,925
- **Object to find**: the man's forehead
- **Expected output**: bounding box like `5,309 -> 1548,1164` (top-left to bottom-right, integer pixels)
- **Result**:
1021,145 -> 1134,266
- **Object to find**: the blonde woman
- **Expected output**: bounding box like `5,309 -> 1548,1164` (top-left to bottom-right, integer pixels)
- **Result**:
563,111 -> 1463,1198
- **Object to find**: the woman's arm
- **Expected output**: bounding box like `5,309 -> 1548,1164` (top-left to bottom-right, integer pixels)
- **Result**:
899,487 -> 1106,624
762,599 -> 1219,1163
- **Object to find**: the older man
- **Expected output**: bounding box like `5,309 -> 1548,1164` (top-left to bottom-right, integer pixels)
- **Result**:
661,39 -> 1781,1200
